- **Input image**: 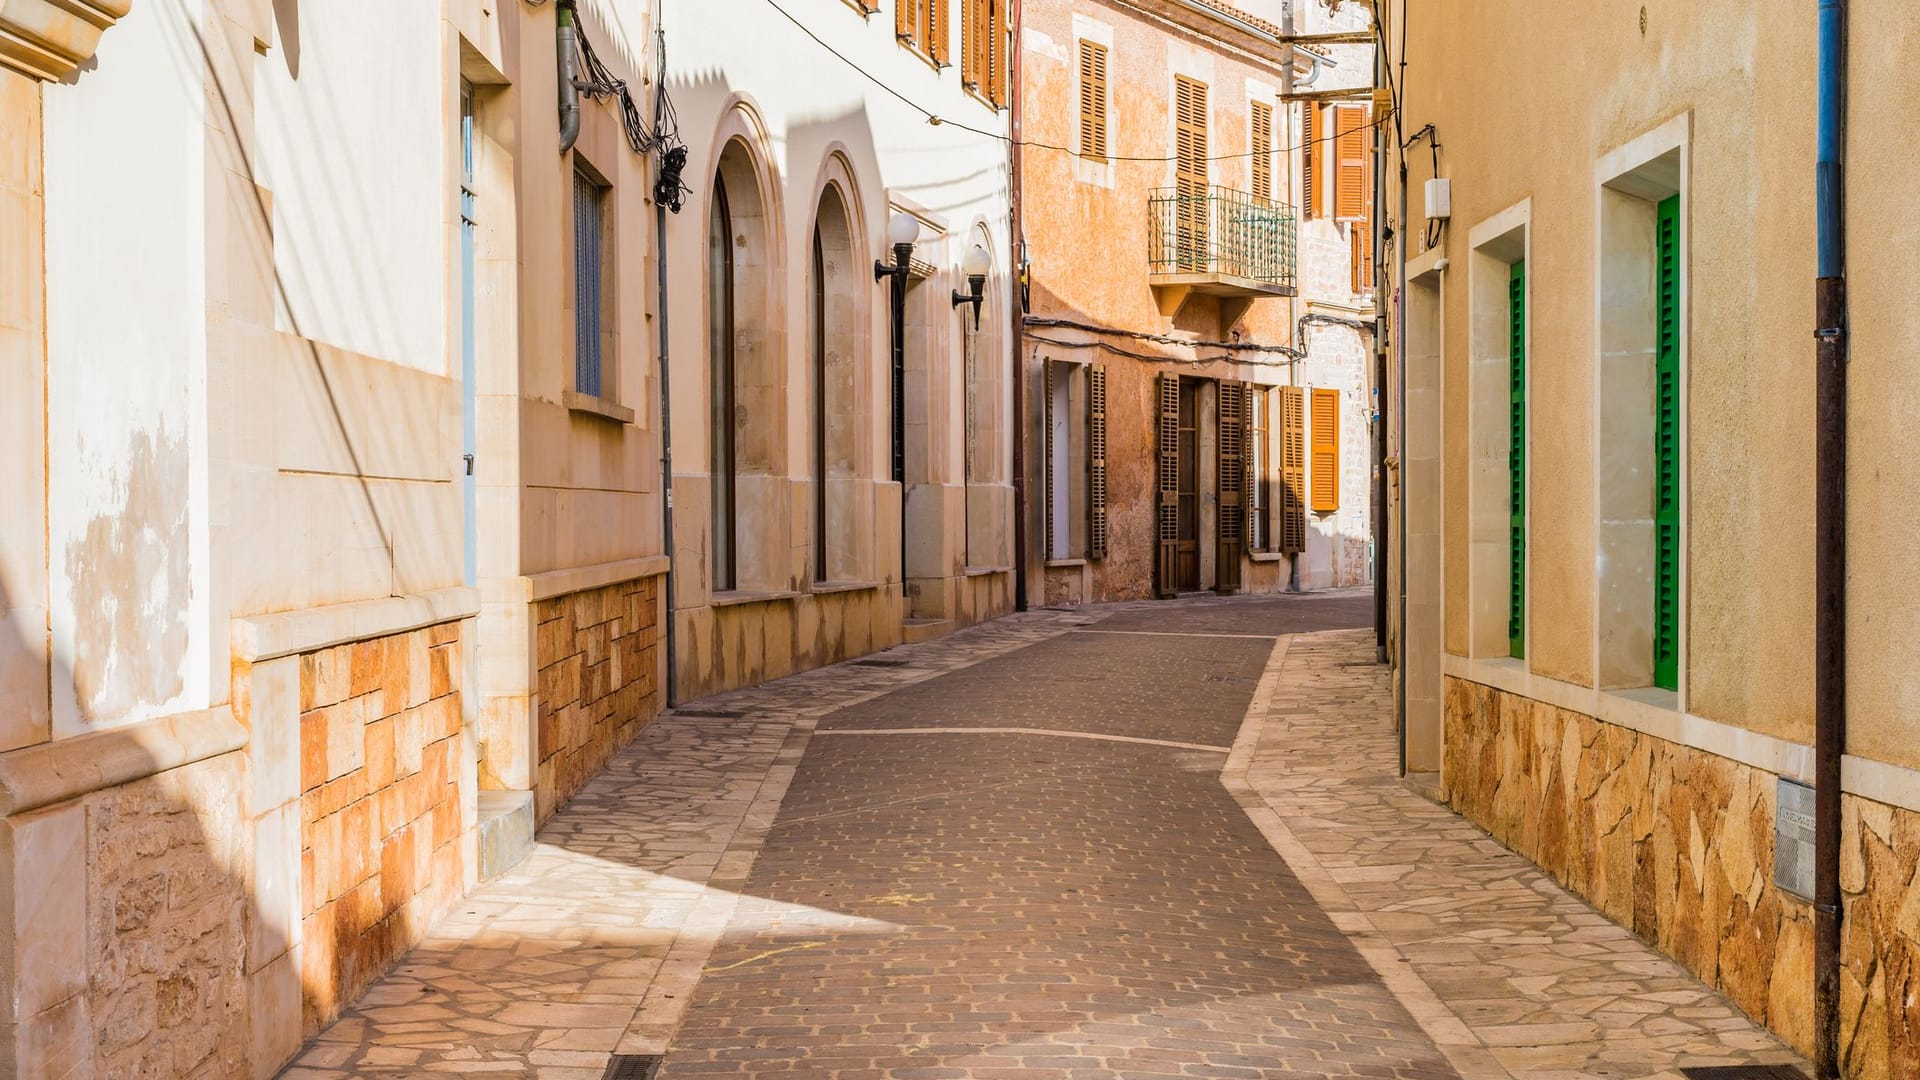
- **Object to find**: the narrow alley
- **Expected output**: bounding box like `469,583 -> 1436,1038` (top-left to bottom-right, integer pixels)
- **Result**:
281,593 -> 1808,1080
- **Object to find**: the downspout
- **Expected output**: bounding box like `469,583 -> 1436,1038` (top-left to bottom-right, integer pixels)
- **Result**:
557,2 -> 581,152
1391,8 -> 1410,777
1009,0 -> 1029,612
653,24 -> 677,707
1813,0 -> 1848,1074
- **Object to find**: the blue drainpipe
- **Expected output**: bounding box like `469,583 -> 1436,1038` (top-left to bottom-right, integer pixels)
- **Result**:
1813,0 -> 1846,1076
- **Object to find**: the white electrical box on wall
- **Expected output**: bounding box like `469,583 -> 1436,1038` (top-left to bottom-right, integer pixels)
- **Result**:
1425,178 -> 1452,221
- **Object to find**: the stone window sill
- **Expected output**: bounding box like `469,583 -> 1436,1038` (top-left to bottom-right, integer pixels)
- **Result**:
1250,551 -> 1289,563
1605,684 -> 1680,713
965,566 -> 1013,577
710,589 -> 801,608
564,390 -> 635,425
1044,558 -> 1087,569
810,580 -> 880,596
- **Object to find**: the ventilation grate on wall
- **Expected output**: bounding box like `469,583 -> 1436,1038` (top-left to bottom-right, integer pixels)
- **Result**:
601,1054 -> 663,1080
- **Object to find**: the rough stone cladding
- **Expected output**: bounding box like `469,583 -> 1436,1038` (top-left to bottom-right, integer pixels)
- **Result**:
1444,676 -> 1920,1075
534,576 -> 659,823
85,751 -> 250,1076
298,623 -> 465,1034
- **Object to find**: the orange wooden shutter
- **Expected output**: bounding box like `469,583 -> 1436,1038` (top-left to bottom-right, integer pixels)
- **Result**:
929,0 -> 949,64
1279,385 -> 1306,553
1310,388 -> 1340,512
1174,77 -> 1209,270
987,0 -> 1006,105
1251,101 -> 1272,204
1301,104 -> 1316,218
897,0 -> 917,39
1078,41 -> 1108,159
1351,219 -> 1374,293
1333,104 -> 1368,223
963,0 -> 985,89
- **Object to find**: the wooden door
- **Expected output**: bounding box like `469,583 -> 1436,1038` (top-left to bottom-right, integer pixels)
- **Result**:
1175,378 -> 1201,592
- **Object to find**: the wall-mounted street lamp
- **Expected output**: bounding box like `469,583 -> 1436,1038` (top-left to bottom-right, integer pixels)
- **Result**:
874,212 -> 921,487
951,244 -> 993,329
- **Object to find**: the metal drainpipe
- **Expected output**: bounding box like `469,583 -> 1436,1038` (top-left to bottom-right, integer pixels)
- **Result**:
1813,0 -> 1848,1075
1391,9 -> 1410,778
557,3 -> 581,152
653,25 -> 677,708
1009,0 -> 1029,613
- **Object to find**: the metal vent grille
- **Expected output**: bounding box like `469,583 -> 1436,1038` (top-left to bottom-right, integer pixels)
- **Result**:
602,1054 -> 663,1080
1678,1067 -> 1809,1080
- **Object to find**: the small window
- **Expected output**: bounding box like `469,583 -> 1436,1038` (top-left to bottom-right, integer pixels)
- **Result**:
1077,40 -> 1108,160
1248,387 -> 1271,551
1251,101 -> 1273,205
572,167 -> 609,398
1045,359 -> 1105,561
898,0 -> 949,66
1310,388 -> 1340,513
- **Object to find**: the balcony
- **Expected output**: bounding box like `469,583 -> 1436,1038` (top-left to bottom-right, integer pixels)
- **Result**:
1147,185 -> 1298,331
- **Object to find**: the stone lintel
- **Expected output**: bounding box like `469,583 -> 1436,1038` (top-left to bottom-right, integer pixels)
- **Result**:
0,0 -> 132,82
0,706 -> 243,817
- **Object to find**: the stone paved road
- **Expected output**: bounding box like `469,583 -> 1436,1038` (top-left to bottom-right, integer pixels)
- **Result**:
284,589 -> 1809,1080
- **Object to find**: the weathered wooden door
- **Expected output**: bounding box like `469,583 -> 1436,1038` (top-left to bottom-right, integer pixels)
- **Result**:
1217,380 -> 1245,593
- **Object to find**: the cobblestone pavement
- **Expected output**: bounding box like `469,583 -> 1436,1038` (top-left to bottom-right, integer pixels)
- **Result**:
284,589 -> 1809,1079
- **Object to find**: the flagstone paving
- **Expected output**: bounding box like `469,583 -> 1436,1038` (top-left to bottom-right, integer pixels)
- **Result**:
282,590 -> 1810,1080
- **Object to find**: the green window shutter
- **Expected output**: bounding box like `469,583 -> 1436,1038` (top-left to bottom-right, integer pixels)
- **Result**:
1654,195 -> 1682,691
1508,260 -> 1526,659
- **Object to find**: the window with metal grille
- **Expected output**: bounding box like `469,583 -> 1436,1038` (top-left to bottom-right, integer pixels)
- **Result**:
898,0 -> 950,66
572,167 -> 607,398
1654,195 -> 1681,690
1248,387 -> 1270,551
1251,101 -> 1272,205
1509,260 -> 1526,660
1077,40 -> 1108,160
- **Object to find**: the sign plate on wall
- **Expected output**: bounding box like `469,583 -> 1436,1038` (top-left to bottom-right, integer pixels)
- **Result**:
1775,777 -> 1816,901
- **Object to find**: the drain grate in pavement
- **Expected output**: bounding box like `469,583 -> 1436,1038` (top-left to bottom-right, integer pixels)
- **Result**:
602,1055 -> 663,1080
671,707 -> 748,719
851,658 -> 911,667
1679,1067 -> 1809,1080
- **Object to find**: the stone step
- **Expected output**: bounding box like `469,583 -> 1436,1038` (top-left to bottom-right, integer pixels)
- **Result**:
476,790 -> 534,881
901,617 -> 952,645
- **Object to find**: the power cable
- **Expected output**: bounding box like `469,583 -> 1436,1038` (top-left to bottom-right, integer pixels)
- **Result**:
754,0 -> 1390,164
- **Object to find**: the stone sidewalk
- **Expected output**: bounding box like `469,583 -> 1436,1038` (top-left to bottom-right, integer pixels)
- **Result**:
282,592 -> 1809,1079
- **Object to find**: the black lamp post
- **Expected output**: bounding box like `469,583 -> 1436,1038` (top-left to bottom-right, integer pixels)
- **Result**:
951,243 -> 992,329
874,212 -> 922,585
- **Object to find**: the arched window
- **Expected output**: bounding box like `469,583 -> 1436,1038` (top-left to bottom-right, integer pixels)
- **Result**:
811,185 -> 859,582
709,177 -> 736,591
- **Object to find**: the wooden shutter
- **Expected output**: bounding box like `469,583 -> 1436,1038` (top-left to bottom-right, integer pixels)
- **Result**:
1333,104 -> 1368,223
1508,261 -> 1526,659
1088,363 -> 1108,560
1301,103 -> 1317,219
1218,381 -> 1246,593
1043,358 -> 1057,559
1310,388 -> 1340,512
987,0 -> 1006,106
1251,101 -> 1272,205
1156,373 -> 1181,597
1279,385 -> 1306,554
1351,218 -> 1374,294
928,0 -> 949,65
1654,196 -> 1682,690
1174,77 -> 1209,272
964,0 -> 986,91
1078,41 -> 1108,160
897,0 -> 919,41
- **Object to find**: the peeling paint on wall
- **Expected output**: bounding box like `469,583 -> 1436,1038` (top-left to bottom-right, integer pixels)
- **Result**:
66,427 -> 191,725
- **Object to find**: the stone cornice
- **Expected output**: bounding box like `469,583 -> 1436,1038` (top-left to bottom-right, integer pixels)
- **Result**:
0,0 -> 131,82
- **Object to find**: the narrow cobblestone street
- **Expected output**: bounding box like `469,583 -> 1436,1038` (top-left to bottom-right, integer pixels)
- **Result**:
283,593 -> 1810,1080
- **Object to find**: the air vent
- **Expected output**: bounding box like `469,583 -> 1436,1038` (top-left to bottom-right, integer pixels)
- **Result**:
1678,1066 -> 1810,1080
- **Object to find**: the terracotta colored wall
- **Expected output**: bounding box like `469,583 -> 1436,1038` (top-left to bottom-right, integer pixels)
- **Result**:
533,577 -> 661,823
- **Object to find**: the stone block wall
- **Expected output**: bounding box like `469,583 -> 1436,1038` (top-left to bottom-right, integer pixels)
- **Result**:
533,576 -> 659,823
84,751 -> 251,1076
297,623 -> 466,1034
1444,676 -> 1920,1076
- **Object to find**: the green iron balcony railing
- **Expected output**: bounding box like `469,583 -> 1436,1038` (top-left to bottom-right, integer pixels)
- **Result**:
1147,185 -> 1298,292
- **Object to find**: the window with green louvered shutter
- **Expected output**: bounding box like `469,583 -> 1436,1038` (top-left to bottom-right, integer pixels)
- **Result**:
1654,196 -> 1681,691
1508,260 -> 1526,660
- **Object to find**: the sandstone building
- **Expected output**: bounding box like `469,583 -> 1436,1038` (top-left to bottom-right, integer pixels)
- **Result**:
1384,2 -> 1920,1075
1015,0 -> 1375,607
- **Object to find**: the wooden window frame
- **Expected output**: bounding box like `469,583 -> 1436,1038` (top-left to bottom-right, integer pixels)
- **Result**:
1077,39 -> 1109,161
1310,388 -> 1341,514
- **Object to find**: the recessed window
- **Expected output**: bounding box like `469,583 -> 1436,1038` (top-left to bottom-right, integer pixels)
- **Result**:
897,0 -> 950,66
1077,40 -> 1108,159
572,167 -> 609,398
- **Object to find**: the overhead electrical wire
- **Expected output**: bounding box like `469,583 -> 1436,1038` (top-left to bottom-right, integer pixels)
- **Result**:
754,0 -> 1390,164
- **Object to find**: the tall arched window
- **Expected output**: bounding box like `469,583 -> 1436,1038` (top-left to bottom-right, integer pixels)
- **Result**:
811,185 -> 858,582
709,177 -> 736,591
